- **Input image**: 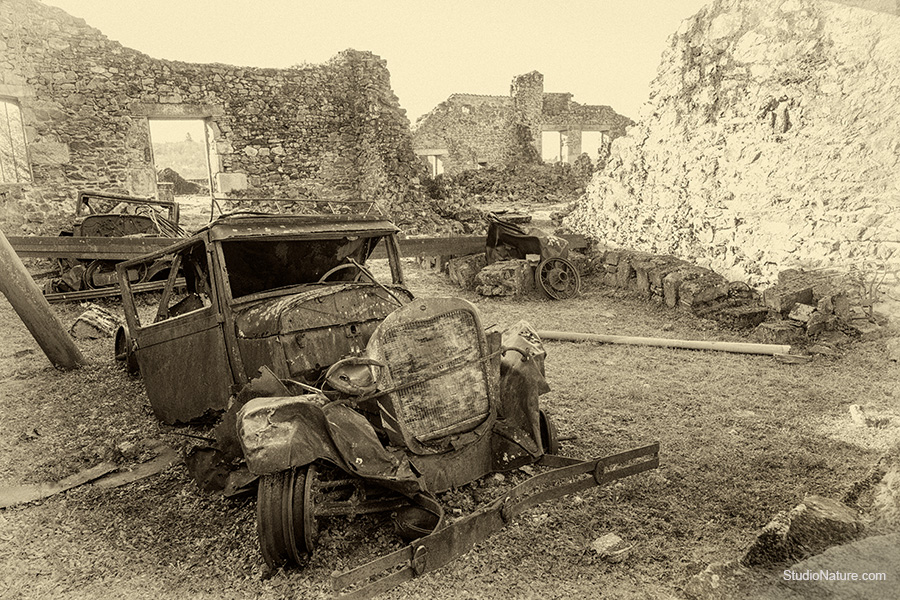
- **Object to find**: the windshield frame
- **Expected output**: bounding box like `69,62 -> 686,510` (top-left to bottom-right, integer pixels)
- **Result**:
214,232 -> 405,306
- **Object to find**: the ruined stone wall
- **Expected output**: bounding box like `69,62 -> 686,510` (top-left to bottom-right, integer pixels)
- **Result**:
412,71 -> 632,176
564,0 -> 900,317
412,94 -> 517,174
0,0 -> 424,234
542,95 -> 633,139
509,71 -> 544,161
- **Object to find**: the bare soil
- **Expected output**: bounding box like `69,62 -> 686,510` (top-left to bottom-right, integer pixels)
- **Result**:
1,257 -> 897,600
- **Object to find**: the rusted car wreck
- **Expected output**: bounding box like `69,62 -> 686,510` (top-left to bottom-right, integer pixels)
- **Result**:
116,203 -> 659,598
50,190 -> 184,293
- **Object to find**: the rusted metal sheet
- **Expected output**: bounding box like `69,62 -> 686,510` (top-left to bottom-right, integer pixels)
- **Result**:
135,309 -> 231,424
0,462 -> 117,508
235,286 -> 410,382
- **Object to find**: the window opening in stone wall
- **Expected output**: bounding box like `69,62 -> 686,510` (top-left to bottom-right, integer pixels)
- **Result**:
541,130 -> 562,163
426,155 -> 444,177
0,98 -> 31,184
581,131 -> 610,163
149,119 -> 213,207
581,131 -> 602,161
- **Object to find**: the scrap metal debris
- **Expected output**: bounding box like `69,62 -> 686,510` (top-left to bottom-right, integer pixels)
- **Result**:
0,441 -> 181,508
70,304 -> 122,339
0,462 -> 117,508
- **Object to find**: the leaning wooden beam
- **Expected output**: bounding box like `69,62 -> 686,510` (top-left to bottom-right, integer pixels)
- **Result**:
535,330 -> 792,356
0,229 -> 86,369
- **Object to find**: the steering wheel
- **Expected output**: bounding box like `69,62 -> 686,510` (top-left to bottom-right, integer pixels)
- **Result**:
317,261 -> 375,283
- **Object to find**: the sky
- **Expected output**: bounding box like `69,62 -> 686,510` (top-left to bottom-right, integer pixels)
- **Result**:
44,0 -> 710,124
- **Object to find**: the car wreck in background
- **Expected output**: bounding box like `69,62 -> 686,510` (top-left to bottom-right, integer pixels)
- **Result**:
115,202 -> 659,598
486,212 -> 582,299
48,190 -> 185,293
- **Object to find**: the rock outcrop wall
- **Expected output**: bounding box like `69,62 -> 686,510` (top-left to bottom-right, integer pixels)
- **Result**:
0,0 -> 427,235
564,0 -> 900,316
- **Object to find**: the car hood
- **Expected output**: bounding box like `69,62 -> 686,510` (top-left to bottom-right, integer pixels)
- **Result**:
233,284 -> 412,339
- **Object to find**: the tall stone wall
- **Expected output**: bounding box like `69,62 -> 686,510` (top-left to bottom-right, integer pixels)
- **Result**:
0,0 -> 425,235
564,0 -> 900,317
509,71 -> 545,161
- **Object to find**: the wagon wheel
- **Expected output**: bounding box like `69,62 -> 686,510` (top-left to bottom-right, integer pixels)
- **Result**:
535,258 -> 581,300
539,409 -> 560,455
257,463 -> 320,569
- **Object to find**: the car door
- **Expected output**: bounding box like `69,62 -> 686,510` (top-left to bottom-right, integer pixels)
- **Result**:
130,240 -> 232,424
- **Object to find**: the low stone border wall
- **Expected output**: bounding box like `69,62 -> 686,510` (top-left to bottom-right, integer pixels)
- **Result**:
587,246 -> 886,344
590,247 -> 769,329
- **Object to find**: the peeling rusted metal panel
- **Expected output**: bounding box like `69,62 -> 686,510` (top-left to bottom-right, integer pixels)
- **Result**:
136,310 -> 232,424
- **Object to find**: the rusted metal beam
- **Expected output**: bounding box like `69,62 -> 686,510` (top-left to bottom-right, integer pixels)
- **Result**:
7,235 -> 180,259
9,234 -> 588,261
383,233 -> 587,258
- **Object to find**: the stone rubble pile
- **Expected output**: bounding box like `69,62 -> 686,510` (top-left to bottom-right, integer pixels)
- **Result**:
562,0 -> 900,319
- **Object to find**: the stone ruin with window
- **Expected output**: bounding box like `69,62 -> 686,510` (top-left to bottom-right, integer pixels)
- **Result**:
411,71 -> 633,177
0,0 -> 427,235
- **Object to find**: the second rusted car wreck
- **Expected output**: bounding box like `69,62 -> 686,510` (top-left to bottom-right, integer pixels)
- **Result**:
116,202 -> 659,598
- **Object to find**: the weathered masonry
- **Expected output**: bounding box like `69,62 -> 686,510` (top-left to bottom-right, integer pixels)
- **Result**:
0,0 -> 422,234
411,71 -> 633,176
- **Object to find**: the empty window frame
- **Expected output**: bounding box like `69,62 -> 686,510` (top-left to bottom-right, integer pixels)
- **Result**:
581,131 -> 610,162
541,131 -> 562,163
0,98 -> 31,183
426,154 -> 444,177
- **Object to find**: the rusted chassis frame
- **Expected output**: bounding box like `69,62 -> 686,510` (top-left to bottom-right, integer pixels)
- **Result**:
333,442 -> 660,600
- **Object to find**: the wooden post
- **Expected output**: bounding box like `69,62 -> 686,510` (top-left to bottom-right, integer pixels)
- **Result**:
0,228 -> 86,369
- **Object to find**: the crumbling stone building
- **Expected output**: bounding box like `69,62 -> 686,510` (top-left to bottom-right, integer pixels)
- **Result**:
0,0 -> 423,234
411,71 -> 633,176
564,0 -> 900,317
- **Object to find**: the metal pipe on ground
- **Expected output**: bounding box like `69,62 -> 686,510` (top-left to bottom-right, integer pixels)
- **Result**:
0,229 -> 86,370
535,330 -> 791,356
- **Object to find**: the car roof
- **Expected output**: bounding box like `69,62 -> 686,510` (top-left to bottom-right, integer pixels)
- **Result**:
201,212 -> 400,242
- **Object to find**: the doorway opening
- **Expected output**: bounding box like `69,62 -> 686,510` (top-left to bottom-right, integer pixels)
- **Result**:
149,119 -> 215,230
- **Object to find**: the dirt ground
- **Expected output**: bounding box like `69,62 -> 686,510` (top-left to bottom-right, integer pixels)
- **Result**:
1,254 -> 898,600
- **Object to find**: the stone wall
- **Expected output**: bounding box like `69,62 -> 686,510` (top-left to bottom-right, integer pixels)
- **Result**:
412,71 -> 633,175
411,94 -> 518,175
563,0 -> 900,318
0,0 -> 425,235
